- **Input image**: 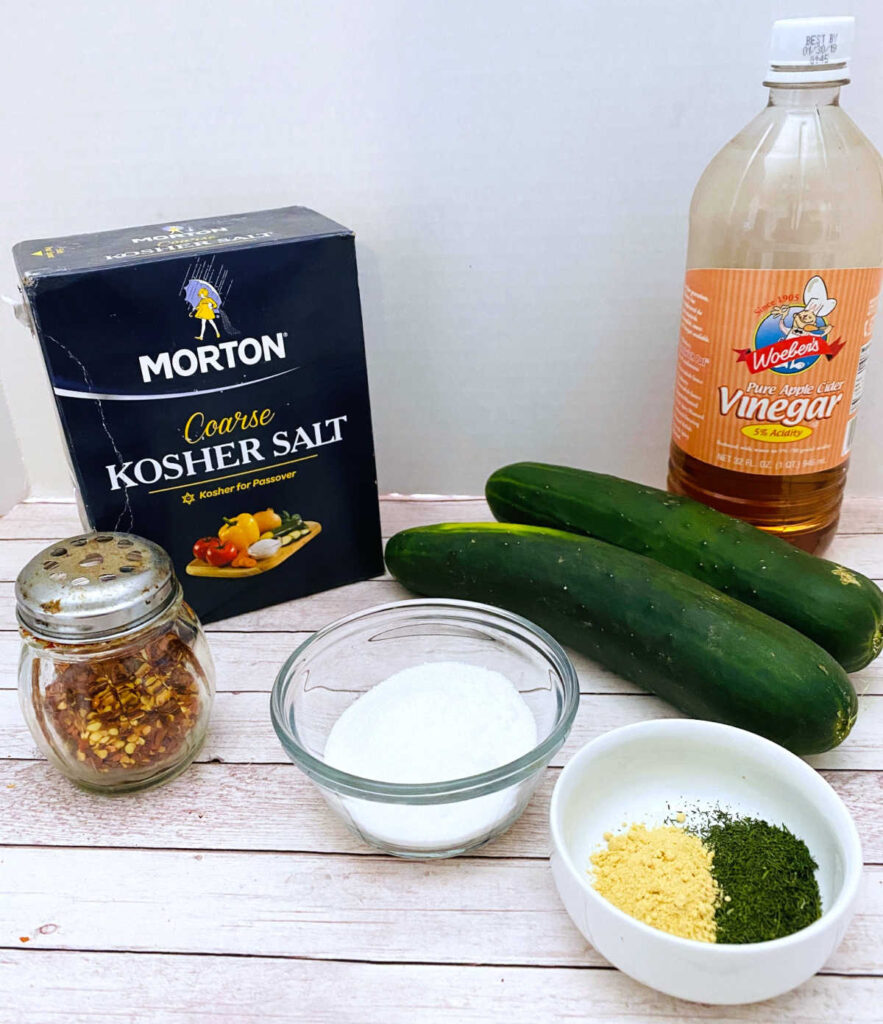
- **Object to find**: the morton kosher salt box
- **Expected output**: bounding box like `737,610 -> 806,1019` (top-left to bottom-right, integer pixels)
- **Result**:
13,206 -> 383,624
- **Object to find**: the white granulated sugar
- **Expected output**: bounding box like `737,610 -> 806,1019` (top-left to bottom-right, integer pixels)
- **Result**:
323,661 -> 538,850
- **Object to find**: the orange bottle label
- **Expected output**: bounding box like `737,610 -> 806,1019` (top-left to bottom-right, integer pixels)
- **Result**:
671,268 -> 883,476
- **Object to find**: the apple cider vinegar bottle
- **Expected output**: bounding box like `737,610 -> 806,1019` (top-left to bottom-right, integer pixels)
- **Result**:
668,17 -> 883,553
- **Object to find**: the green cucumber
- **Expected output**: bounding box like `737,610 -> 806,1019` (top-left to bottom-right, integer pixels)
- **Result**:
278,526 -> 310,546
385,523 -> 857,755
486,462 -> 883,673
273,514 -> 304,537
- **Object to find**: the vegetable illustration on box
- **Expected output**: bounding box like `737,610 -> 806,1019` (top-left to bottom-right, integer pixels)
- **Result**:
187,506 -> 320,578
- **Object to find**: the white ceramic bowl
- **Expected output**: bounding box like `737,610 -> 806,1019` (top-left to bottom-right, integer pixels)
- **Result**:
549,719 -> 862,1005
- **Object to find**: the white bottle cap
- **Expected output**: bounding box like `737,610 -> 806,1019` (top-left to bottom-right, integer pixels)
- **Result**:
766,16 -> 853,85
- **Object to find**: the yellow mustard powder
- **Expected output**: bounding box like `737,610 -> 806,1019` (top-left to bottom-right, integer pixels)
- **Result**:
589,823 -> 720,942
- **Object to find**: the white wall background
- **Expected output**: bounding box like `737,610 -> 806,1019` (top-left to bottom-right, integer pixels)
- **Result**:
2,0 -> 883,498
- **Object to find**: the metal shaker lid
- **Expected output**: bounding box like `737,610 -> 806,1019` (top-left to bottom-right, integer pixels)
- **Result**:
15,532 -> 180,642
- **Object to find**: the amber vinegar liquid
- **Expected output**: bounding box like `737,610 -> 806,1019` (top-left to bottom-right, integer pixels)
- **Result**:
668,23 -> 883,554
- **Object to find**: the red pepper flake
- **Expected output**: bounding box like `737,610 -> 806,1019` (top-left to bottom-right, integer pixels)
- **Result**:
41,629 -> 201,776
19,936 -> 30,943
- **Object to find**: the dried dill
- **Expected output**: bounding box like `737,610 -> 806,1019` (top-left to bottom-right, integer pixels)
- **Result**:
700,812 -> 822,943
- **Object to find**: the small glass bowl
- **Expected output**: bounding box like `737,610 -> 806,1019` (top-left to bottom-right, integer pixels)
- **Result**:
270,598 -> 580,858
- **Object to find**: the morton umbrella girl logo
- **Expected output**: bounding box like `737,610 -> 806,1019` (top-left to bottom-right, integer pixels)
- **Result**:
186,281 -> 221,340
735,275 -> 844,375
181,257 -> 239,341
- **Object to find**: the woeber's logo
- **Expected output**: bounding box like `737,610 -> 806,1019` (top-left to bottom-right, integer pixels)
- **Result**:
735,275 -> 843,375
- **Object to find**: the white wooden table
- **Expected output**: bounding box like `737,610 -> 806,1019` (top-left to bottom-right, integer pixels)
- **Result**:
1,496 -> 881,1023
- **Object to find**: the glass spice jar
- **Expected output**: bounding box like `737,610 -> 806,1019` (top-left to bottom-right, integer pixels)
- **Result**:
16,531 -> 215,793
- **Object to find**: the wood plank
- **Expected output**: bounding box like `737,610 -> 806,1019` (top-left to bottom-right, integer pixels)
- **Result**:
0,630 -> 651,696
1,502 -> 882,641
3,493 -> 882,538
381,495 -> 495,534
0,759 -> 879,863
2,625 -> 882,700
824,533 -> 883,579
2,688 -> 882,769
0,496 -> 493,542
0,630 -> 635,696
0,629 -> 719,697
2,528 -> 883,582
0,512 -> 881,637
838,496 -> 883,535
0,545 -> 396,587
0,630 -> 325,693
0,538 -> 61,580
0,496 -> 487,543
0,501 -> 82,539
0,845 -> 879,975
2,494 -> 881,545
4,952 -> 882,1024
3,567 -> 883,649
0,578 -> 409,633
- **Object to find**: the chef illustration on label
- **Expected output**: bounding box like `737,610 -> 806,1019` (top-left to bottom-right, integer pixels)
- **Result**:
768,276 -> 836,370
186,279 -> 221,341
